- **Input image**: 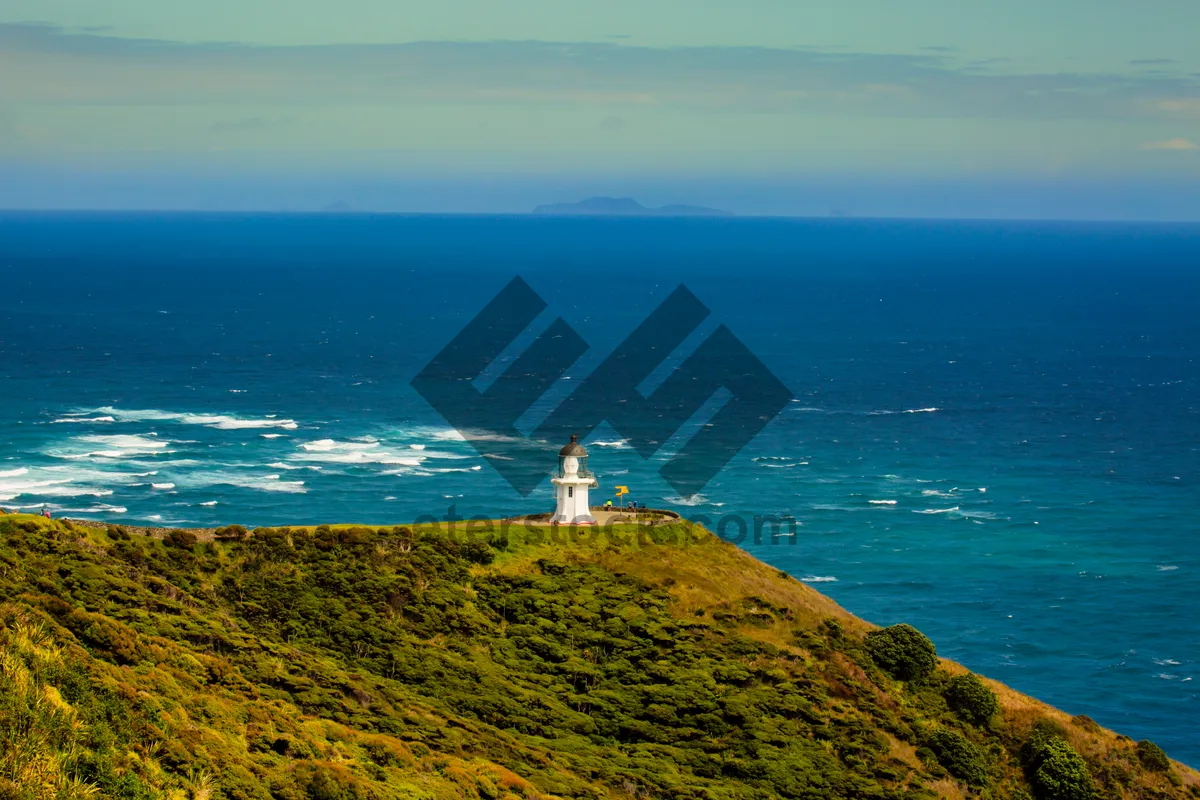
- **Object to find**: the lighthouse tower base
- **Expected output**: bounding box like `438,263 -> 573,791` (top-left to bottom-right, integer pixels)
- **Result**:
550,481 -> 596,525
551,435 -> 598,525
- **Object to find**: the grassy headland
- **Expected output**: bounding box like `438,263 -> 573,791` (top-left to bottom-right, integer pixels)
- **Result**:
0,512 -> 1194,800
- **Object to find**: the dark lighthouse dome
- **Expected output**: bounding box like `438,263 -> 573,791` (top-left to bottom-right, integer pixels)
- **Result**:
559,434 -> 588,457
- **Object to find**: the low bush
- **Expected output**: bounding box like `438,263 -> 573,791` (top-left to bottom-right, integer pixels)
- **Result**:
945,673 -> 999,726
864,623 -> 938,681
1022,722 -> 1095,800
165,529 -> 197,549
1136,740 -> 1170,772
926,728 -> 989,786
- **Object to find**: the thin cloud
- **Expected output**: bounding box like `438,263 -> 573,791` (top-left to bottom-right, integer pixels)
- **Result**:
1157,99 -> 1200,113
0,23 -> 1198,122
209,117 -> 293,134
1139,138 -> 1198,150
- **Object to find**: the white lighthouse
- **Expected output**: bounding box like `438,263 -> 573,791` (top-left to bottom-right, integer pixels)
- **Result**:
550,434 -> 598,525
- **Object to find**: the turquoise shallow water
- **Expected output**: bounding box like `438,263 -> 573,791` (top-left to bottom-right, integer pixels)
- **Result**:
2,212 -> 1199,760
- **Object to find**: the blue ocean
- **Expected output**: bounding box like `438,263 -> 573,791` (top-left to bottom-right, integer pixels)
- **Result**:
2,212 -> 1198,762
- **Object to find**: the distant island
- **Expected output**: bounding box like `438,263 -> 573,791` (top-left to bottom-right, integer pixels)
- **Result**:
533,196 -> 731,217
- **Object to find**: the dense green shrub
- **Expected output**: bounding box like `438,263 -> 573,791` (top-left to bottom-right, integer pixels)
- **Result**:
927,728 -> 989,785
1022,722 -> 1095,800
945,673 -> 999,726
165,529 -> 197,549
1136,739 -> 1170,772
215,524 -> 249,540
0,515 -> 1181,800
864,623 -> 938,681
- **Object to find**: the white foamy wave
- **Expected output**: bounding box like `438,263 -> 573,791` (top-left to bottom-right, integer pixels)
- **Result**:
663,494 -> 709,507
182,472 -> 308,494
56,451 -> 129,460
294,438 -> 429,466
914,506 -> 960,514
591,439 -> 629,448
418,450 -> 473,460
867,407 -> 940,416
89,406 -> 300,430
151,483 -> 176,490
71,503 -> 128,514
0,468 -> 29,478
427,426 -> 521,444
301,438 -> 377,452
1154,658 -> 1182,666
869,499 -> 897,505
753,456 -> 808,467
1158,565 -> 1179,572
51,416 -> 116,424
199,501 -> 218,507
260,433 -> 285,439
78,434 -> 169,451
800,576 -> 838,583
409,444 -> 426,450
427,465 -> 483,474
0,469 -> 116,501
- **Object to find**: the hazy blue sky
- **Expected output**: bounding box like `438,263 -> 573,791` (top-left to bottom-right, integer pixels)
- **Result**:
2,1 -> 1199,217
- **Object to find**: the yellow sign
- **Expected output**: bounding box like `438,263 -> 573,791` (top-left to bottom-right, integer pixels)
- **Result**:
614,485 -> 629,496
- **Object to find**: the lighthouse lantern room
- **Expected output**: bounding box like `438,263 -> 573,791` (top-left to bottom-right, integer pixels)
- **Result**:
550,434 -> 598,524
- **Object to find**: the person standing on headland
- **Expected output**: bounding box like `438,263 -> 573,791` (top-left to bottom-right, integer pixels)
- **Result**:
41,505 -> 52,519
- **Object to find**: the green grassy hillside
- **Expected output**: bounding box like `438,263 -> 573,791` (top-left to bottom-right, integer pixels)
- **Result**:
0,512 -> 1194,800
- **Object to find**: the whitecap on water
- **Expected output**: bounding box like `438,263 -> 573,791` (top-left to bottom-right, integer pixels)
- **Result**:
294,438 -> 433,467
176,471 -> 308,494
664,494 -> 710,507
87,406 -> 300,430
800,576 -> 838,583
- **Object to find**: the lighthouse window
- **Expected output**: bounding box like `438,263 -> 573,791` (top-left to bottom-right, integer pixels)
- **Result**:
568,487 -> 574,498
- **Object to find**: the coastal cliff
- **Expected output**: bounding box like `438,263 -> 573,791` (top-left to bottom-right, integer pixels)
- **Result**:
0,513 -> 1192,800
